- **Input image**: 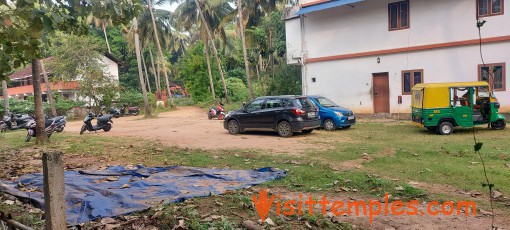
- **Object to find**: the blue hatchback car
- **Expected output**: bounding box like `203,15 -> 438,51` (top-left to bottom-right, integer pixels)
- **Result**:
307,96 -> 356,131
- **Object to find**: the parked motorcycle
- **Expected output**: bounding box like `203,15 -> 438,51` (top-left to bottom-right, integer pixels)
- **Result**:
80,113 -> 113,135
1,111 -> 33,132
53,116 -> 67,132
25,116 -> 66,142
120,105 -> 140,116
109,108 -> 121,118
208,103 -> 225,120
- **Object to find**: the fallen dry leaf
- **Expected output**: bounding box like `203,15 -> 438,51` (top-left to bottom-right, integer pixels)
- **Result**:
3,200 -> 15,205
100,217 -> 117,225
339,187 -> 349,192
395,186 -> 405,191
265,218 -> 276,226
242,220 -> 263,230
408,181 -> 420,187
479,209 -> 493,216
120,184 -> 130,189
492,190 -> 504,199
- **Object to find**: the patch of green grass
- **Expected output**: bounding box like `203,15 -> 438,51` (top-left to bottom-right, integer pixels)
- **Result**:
172,97 -> 195,106
0,202 -> 43,228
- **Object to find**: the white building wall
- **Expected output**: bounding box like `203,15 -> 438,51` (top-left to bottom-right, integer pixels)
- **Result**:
307,42 -> 510,113
290,0 -> 510,113
285,18 -> 302,65
102,56 -> 120,81
303,0 -> 510,59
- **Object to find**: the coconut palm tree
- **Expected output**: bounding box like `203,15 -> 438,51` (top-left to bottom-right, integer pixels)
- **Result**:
172,0 -> 233,102
86,14 -> 114,53
125,6 -> 173,99
237,0 -> 253,100
235,0 -> 282,97
147,0 -> 174,104
132,17 -> 152,117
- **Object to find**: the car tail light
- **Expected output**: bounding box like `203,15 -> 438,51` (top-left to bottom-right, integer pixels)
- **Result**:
291,108 -> 306,116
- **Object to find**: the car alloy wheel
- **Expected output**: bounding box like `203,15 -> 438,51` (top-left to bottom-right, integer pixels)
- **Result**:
227,120 -> 240,134
324,119 -> 336,131
277,121 -> 293,137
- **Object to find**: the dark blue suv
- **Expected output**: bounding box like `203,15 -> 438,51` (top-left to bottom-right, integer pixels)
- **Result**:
308,96 -> 356,131
224,96 -> 321,137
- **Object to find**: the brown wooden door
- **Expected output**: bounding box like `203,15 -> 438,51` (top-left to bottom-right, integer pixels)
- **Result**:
373,73 -> 390,113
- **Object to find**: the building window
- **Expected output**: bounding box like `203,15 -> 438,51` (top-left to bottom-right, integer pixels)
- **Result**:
477,0 -> 504,17
402,69 -> 423,95
479,63 -> 506,91
389,1 -> 410,31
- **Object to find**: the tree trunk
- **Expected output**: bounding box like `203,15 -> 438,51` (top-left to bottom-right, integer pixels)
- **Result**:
2,80 -> 8,110
141,51 -> 152,93
103,23 -> 111,53
258,54 -> 266,94
148,46 -> 160,96
41,60 -> 57,117
147,0 -> 174,105
194,0 -> 229,103
269,29 -> 275,79
32,59 -> 48,144
237,0 -> 253,100
204,39 -> 216,101
133,18 -> 152,118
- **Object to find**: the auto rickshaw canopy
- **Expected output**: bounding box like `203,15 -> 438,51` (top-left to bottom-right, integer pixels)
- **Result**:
412,81 -> 490,109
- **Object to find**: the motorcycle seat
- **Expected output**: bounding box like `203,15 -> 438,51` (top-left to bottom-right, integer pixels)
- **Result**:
17,116 -> 32,121
128,107 -> 139,110
44,119 -> 54,127
97,115 -> 112,123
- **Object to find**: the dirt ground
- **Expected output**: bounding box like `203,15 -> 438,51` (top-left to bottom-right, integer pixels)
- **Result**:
66,106 -> 327,154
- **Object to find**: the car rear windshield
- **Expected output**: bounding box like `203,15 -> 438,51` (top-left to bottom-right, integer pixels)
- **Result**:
293,98 -> 315,108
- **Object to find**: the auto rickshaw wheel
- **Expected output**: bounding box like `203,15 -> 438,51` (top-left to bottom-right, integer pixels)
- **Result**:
491,119 -> 506,130
438,122 -> 453,135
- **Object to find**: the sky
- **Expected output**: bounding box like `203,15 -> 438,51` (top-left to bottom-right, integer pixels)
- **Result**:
155,2 -> 178,12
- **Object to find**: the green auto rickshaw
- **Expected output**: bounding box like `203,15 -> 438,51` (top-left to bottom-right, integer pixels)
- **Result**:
411,81 -> 506,135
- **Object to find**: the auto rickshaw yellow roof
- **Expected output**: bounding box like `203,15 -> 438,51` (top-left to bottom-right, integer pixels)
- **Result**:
413,81 -> 489,89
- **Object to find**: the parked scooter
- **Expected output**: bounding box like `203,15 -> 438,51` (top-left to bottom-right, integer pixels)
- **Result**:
1,111 -> 33,132
80,113 -> 113,135
120,105 -> 140,116
208,102 -> 225,120
25,116 -> 66,142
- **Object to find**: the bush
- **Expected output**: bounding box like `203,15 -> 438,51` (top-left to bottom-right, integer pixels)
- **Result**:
226,78 -> 249,102
118,90 -> 159,109
0,93 -> 83,117
173,97 -> 195,106
119,90 -> 145,107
